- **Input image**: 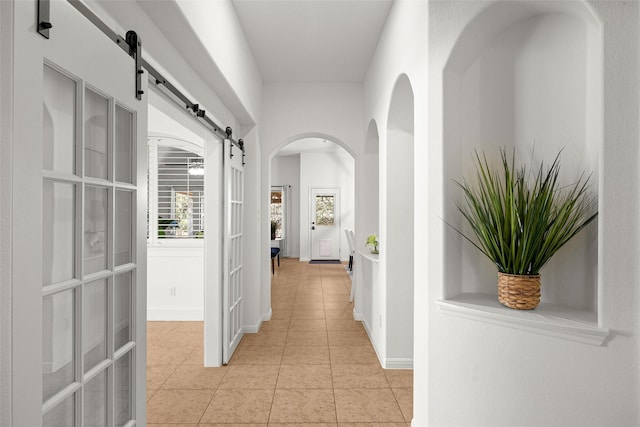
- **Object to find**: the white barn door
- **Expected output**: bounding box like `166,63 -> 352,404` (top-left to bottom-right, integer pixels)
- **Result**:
11,1 -> 147,425
222,139 -> 244,364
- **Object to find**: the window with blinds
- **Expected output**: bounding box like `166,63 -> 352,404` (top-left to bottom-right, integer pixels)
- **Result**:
147,138 -> 205,242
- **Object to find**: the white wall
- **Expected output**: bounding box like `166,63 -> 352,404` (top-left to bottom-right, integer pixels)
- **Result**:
361,0 -> 429,407
299,151 -> 355,262
241,127 -> 265,332
147,247 -> 204,320
425,1 -> 639,426
271,154 -> 301,257
366,0 -> 635,425
92,0 -> 264,364
0,1 -> 12,423
260,82 -> 364,319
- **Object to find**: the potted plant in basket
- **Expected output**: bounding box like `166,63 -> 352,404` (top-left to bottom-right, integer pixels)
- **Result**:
451,148 -> 597,310
366,234 -> 379,254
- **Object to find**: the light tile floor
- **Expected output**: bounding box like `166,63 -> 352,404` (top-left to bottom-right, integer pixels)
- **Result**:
147,258 -> 413,426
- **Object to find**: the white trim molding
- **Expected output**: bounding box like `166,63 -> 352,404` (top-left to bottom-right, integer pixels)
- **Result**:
436,293 -> 610,346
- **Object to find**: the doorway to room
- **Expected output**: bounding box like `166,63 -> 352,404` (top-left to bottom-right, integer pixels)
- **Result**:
269,136 -> 355,265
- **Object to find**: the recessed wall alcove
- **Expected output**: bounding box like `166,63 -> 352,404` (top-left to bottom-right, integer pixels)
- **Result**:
439,1 -> 607,344
386,74 -> 414,363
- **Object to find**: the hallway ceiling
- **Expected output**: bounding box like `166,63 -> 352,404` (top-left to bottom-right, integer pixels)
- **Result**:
231,0 -> 394,83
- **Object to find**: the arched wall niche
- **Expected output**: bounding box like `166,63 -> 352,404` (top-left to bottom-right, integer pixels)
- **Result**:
442,1 -> 602,313
363,119 -> 380,240
385,74 -> 414,361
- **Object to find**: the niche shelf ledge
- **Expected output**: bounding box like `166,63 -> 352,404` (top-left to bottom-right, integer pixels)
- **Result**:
436,293 -> 609,346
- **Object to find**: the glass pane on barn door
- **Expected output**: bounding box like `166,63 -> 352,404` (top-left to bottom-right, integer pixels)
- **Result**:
42,290 -> 75,403
84,370 -> 107,427
84,186 -> 109,274
83,279 -> 107,373
114,352 -> 132,426
115,105 -> 134,184
115,190 -> 133,266
43,393 -> 75,427
85,89 -> 109,180
114,272 -> 132,350
43,181 -> 75,287
43,64 -> 76,174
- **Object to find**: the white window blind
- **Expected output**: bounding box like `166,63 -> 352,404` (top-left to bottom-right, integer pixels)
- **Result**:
147,138 -> 205,241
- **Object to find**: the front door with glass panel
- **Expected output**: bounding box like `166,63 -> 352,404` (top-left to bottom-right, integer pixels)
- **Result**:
310,188 -> 341,260
12,1 -> 147,425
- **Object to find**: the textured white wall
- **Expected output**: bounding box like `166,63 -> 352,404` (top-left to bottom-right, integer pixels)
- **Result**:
362,0 -> 429,421
260,82 -> 364,317
426,1 -> 639,426
0,1 -> 12,422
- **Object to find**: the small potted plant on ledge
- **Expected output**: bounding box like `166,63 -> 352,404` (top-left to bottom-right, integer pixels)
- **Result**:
366,234 -> 379,254
451,148 -> 597,310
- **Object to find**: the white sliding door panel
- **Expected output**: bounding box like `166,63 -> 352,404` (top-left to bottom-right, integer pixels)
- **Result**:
12,1 -> 147,425
222,140 -> 244,364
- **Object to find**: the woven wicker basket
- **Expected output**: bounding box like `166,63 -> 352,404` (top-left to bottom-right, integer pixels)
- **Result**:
497,272 -> 541,310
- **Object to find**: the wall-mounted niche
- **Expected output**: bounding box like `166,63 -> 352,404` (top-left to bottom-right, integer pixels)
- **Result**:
439,1 -> 607,344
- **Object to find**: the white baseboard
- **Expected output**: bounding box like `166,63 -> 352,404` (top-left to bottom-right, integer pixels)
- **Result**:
384,358 -> 414,369
361,316 -> 413,369
352,308 -> 363,321
244,321 -> 261,333
147,308 -> 204,321
244,308 -> 273,333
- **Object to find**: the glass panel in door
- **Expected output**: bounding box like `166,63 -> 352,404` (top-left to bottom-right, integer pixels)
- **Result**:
42,181 -> 75,286
114,271 -> 132,350
43,394 -> 75,427
115,105 -> 134,184
42,289 -> 75,403
84,371 -> 107,427
85,88 -> 109,180
84,186 -> 108,274
114,351 -> 133,426
115,189 -> 133,266
315,195 -> 335,225
43,64 -> 76,174
83,278 -> 107,372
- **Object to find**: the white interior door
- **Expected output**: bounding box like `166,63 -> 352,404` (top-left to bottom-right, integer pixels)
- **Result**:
12,1 -> 147,425
222,139 -> 244,364
310,188 -> 341,260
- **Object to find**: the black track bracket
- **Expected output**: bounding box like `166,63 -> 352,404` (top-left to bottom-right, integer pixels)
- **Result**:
38,0 -> 53,39
126,30 -> 144,100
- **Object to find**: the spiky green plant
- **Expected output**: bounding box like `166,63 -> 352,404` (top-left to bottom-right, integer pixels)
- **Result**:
452,148 -> 597,275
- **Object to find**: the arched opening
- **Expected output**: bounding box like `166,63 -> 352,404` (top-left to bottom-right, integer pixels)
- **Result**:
269,135 -> 355,263
442,1 -> 602,312
385,74 -> 415,364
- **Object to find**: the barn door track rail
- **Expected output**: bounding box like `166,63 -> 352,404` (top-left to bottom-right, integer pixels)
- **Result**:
36,0 -> 246,157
